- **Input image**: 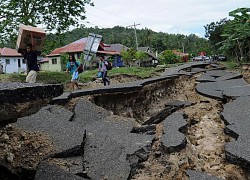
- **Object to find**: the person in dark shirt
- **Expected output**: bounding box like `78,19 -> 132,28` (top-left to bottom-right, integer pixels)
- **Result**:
22,43 -> 39,83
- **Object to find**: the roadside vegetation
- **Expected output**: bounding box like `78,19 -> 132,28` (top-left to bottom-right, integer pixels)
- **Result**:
218,61 -> 239,70
0,66 -> 166,84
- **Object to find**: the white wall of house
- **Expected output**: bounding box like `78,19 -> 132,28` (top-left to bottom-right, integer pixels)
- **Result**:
0,56 -> 26,73
0,55 -> 43,73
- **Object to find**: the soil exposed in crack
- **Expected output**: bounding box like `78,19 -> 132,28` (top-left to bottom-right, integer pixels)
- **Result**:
0,125 -> 55,179
129,74 -> 248,180
1,69 -> 250,179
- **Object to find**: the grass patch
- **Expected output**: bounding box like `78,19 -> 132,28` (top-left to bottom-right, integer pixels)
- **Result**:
79,66 -> 165,83
0,71 -> 69,84
218,61 -> 238,70
108,66 -> 164,78
0,66 -> 166,84
37,71 -> 70,84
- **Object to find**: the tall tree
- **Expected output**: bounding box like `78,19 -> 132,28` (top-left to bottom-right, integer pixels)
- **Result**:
220,8 -> 250,63
135,50 -> 147,67
159,50 -> 177,64
0,0 -> 93,44
204,18 -> 229,53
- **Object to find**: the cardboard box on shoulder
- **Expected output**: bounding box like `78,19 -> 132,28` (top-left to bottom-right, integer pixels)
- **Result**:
16,24 -> 46,55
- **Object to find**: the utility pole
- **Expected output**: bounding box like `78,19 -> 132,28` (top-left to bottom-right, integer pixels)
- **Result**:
127,22 -> 140,50
182,42 -> 185,53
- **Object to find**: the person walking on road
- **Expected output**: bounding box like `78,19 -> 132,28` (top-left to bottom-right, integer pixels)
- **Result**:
98,55 -> 110,86
22,42 -> 39,83
66,54 -> 80,91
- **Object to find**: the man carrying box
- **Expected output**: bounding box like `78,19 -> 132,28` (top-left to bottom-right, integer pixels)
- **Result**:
21,32 -> 39,83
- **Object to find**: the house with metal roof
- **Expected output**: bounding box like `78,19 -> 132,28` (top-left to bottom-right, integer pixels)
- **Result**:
105,44 -> 129,53
137,46 -> 158,67
0,47 -> 26,73
45,38 -> 121,71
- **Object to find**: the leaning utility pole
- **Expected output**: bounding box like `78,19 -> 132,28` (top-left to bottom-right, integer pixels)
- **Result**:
127,22 -> 140,50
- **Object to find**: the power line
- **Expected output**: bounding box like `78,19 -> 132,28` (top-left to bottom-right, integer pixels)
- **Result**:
127,22 -> 140,50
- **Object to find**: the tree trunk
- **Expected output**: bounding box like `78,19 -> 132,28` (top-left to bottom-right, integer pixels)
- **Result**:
247,40 -> 250,62
237,39 -> 244,65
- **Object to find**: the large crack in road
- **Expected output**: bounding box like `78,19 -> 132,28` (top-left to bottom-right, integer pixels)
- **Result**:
87,73 -> 249,179
1,64 -> 250,179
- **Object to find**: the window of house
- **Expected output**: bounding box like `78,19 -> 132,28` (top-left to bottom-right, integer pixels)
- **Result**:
18,59 -> 21,68
22,59 -> 26,64
52,58 -> 57,64
5,59 -> 10,64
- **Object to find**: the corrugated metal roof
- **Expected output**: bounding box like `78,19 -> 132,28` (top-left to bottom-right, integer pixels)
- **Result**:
138,46 -> 150,52
105,44 -> 129,53
49,38 -> 86,55
0,47 -> 22,57
49,37 -> 120,56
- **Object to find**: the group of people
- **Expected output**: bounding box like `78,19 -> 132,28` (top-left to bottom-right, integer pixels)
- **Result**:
22,42 -> 110,90
65,55 -> 110,90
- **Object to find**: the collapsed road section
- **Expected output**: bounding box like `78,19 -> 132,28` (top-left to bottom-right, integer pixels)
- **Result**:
0,62 -> 250,180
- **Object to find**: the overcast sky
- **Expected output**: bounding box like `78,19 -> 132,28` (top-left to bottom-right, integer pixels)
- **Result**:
83,0 -> 249,37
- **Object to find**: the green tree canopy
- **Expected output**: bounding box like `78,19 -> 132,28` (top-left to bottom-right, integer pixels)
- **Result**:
220,8 -> 250,63
0,0 -> 93,44
204,18 -> 229,52
159,50 -> 177,64
121,48 -> 136,66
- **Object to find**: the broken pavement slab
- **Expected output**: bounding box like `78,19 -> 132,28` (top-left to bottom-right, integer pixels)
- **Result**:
196,79 -> 249,99
14,98 -> 155,180
35,162 -> 88,180
196,70 -> 242,83
222,85 -> 250,98
50,75 -> 178,106
225,138 -> 250,171
221,96 -> 250,170
0,82 -> 63,104
162,62 -> 210,76
142,100 -> 192,125
72,100 -> 155,180
73,98 -> 111,127
14,105 -> 83,154
0,82 -> 63,125
81,119 -> 154,180
161,112 -> 187,152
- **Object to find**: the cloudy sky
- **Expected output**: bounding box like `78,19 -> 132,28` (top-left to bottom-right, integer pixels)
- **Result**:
83,0 -> 249,37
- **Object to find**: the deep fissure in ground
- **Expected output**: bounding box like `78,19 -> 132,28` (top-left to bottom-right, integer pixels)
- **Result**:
90,74 -> 249,180
1,73 -> 250,179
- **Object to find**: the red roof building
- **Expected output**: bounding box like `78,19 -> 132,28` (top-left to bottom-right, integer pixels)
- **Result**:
0,47 -> 22,57
48,38 -> 120,56
0,47 -> 26,73
172,50 -> 189,62
44,37 -> 121,71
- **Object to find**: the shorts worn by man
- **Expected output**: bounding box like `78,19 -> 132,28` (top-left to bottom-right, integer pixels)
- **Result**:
22,44 -> 39,83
